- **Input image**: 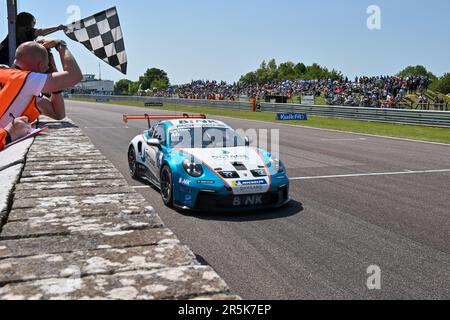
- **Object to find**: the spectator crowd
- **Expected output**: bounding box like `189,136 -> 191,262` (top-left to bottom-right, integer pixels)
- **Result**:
153,75 -> 436,108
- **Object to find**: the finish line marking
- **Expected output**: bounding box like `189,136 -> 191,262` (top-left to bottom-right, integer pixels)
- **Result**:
289,169 -> 450,181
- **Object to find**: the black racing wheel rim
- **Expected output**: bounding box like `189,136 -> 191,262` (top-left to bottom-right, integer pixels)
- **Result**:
161,167 -> 172,204
128,148 -> 136,176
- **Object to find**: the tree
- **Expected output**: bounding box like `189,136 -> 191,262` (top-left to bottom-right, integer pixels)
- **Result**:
397,65 -> 436,80
260,60 -> 267,70
278,62 -> 296,80
238,59 -> 343,84
433,73 -> 450,94
128,82 -> 140,96
151,79 -> 169,92
139,68 -> 170,91
304,63 -> 327,80
267,59 -> 277,70
294,63 -> 306,77
240,71 -> 257,83
114,79 -> 133,95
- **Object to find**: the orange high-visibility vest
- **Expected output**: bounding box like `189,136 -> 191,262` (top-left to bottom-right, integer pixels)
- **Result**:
0,68 -> 47,150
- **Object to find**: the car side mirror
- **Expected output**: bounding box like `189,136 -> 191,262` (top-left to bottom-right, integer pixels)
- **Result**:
244,136 -> 253,147
146,138 -> 161,149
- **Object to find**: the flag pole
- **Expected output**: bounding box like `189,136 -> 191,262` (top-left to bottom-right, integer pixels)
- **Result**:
7,0 -> 17,66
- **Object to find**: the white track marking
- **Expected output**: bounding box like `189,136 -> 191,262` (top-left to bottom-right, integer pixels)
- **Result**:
320,138 -> 367,141
131,185 -> 151,189
289,169 -> 450,181
84,126 -> 130,129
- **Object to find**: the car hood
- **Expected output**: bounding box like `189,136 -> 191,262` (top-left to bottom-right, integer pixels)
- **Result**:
179,146 -> 272,195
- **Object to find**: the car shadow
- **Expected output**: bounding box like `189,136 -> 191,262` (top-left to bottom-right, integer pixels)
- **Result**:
176,200 -> 304,222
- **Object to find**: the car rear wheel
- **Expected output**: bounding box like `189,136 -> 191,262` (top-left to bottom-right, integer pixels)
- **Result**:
128,147 -> 139,179
160,165 -> 174,207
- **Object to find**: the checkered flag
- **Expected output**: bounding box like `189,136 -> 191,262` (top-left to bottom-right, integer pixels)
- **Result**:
64,7 -> 127,74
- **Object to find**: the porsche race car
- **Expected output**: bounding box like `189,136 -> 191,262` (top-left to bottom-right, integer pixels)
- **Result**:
125,114 -> 290,211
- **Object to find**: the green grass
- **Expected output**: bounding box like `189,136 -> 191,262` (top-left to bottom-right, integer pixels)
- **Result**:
69,98 -> 450,144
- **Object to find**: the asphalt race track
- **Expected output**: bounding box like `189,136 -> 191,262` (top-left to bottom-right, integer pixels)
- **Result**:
66,100 -> 450,299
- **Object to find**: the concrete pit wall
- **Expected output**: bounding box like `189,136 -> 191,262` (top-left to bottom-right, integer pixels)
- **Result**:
0,117 -> 239,300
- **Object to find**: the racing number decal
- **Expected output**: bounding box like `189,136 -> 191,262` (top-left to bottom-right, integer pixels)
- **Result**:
233,195 -> 263,207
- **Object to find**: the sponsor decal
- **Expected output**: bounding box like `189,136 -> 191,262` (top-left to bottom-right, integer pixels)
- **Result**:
184,194 -> 193,205
234,185 -> 266,193
142,150 -> 150,163
176,119 -> 227,129
197,180 -> 215,185
211,154 -> 249,161
178,178 -> 192,186
233,195 -> 264,207
276,113 -> 308,121
232,179 -> 267,187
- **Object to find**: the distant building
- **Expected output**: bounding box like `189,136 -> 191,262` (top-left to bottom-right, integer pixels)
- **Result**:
72,74 -> 114,95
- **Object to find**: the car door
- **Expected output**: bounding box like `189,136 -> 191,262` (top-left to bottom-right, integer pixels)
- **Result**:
147,124 -> 166,183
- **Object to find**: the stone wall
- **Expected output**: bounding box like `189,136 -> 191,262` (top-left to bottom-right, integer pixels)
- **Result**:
0,118 -> 239,300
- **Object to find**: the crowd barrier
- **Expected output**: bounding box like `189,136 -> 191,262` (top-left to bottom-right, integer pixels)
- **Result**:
71,95 -> 450,127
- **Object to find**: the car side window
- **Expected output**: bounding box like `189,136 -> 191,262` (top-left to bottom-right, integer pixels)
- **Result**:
147,127 -> 155,139
153,124 -> 167,146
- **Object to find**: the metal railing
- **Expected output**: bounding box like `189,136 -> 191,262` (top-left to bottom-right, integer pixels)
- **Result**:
70,94 -> 450,128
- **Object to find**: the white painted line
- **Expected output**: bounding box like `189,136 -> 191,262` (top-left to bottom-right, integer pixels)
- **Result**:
320,138 -> 367,141
84,126 -> 130,129
131,185 -> 151,189
289,169 -> 450,181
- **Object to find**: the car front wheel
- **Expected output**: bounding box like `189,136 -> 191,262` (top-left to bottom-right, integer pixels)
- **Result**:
128,147 -> 139,179
160,165 -> 174,207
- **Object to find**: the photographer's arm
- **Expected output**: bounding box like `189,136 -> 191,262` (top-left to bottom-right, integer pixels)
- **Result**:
35,25 -> 65,37
37,93 -> 65,120
41,41 -> 83,93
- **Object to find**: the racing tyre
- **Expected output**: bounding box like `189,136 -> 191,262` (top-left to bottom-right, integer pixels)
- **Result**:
160,165 -> 174,207
128,147 -> 139,180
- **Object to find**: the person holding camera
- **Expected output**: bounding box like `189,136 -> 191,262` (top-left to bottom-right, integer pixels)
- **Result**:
0,39 -> 82,151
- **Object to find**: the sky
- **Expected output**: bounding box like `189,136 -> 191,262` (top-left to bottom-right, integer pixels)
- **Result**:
1,0 -> 449,85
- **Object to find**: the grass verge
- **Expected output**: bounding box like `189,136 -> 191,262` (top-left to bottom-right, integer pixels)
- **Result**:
69,98 -> 450,144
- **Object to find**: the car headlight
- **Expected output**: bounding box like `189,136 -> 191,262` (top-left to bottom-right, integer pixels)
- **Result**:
269,157 -> 285,173
183,159 -> 204,177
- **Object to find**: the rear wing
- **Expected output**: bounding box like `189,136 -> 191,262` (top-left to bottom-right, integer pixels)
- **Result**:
123,114 -> 207,124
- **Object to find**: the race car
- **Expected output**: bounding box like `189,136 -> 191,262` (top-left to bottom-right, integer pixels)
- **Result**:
125,114 -> 290,211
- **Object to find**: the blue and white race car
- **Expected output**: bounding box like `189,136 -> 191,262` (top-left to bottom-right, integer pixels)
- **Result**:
125,114 -> 290,211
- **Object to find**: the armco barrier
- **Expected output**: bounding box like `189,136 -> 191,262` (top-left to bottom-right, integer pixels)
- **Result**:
71,95 -> 450,127
0,117 -> 239,300
261,103 -> 450,127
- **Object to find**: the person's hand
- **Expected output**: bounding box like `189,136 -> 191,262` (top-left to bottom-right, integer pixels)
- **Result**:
37,39 -> 60,50
57,24 -> 66,31
4,117 -> 32,142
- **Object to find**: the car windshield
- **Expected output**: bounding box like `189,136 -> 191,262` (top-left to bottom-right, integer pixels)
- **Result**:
169,127 -> 246,149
